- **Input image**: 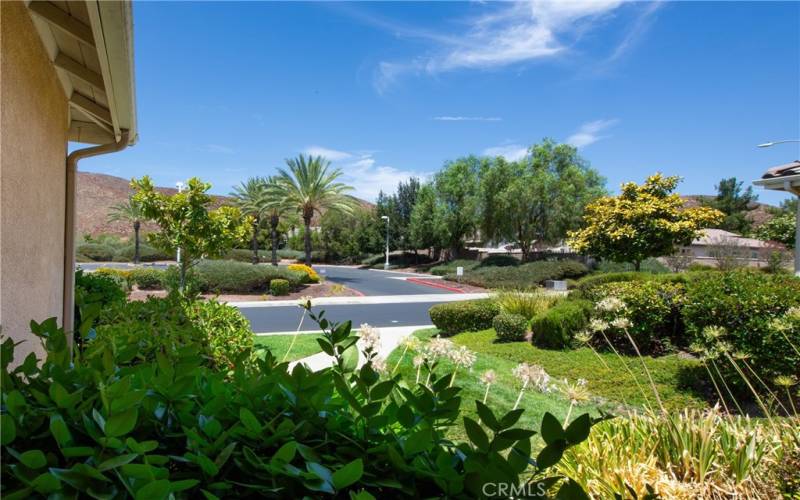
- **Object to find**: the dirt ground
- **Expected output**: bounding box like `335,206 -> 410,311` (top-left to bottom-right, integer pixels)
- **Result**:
127,280 -> 362,303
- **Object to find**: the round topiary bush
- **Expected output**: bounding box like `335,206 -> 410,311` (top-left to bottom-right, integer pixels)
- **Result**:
530,299 -> 593,349
492,312 -> 528,342
270,278 -> 290,296
428,299 -> 501,336
128,268 -> 165,290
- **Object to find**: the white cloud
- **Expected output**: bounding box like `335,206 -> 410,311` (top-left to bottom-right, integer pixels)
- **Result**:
566,119 -> 618,148
482,144 -> 529,162
302,145 -> 353,161
434,116 -> 502,122
200,144 -> 234,154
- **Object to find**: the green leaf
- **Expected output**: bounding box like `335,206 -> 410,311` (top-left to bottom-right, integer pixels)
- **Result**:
536,440 -> 567,470
370,380 -> 394,400
332,458 -> 363,490
404,428 -> 432,455
507,438 -> 532,474
170,479 -> 200,492
49,414 -> 72,447
60,446 -> 95,458
463,417 -> 490,452
556,478 -> 590,499
31,472 -> 61,494
564,413 -> 591,445
540,412 -> 565,445
1,414 -> 16,445
341,346 -> 359,373
135,479 -> 171,500
105,408 -> 138,437
19,450 -> 47,469
98,453 -> 139,471
270,441 -> 296,465
499,408 -> 524,429
239,407 -> 261,434
316,338 -> 334,356
475,401 -> 500,432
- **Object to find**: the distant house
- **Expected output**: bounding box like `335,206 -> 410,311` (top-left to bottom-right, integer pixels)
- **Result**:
679,228 -> 781,268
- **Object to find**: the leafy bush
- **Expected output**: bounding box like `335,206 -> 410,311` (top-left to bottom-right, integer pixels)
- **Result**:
223,248 -> 259,262
595,257 -> 670,274
480,254 -> 519,267
183,299 -> 254,369
590,281 -> 687,354
446,260 -> 588,289
1,306 -> 599,498
75,253 -> 92,263
75,270 -> 126,306
687,262 -> 717,272
495,290 -> 557,320
277,248 -> 304,260
93,267 -> 133,286
128,268 -> 165,290
362,252 -> 436,269
429,259 -> 479,276
270,278 -> 290,296
163,266 -> 205,297
192,260 -> 304,294
112,243 -> 173,262
682,271 -> 800,383
76,243 -> 116,262
287,263 -> 320,283
493,312 -> 529,342
531,299 -> 593,349
428,299 -> 501,336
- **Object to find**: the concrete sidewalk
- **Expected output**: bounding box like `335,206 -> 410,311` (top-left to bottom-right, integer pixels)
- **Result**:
231,292 -> 490,308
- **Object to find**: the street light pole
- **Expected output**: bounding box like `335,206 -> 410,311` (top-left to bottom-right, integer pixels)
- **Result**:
757,139 -> 800,148
176,181 -> 185,265
381,215 -> 390,270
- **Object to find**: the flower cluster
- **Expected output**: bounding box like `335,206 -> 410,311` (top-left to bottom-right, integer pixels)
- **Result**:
359,323 -> 381,352
512,363 -> 551,392
448,345 -> 477,369
556,378 -> 590,405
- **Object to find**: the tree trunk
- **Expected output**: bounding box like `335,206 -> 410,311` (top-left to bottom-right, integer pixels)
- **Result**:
432,247 -> 441,262
251,217 -> 260,265
133,221 -> 141,264
179,256 -> 188,294
270,214 -> 279,267
634,260 -> 641,271
303,216 -> 312,266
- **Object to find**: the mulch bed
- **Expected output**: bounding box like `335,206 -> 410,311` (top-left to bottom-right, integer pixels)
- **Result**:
127,281 -> 361,303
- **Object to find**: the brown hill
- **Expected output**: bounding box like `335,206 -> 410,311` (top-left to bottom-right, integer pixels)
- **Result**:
681,195 -> 777,229
76,171 -> 375,239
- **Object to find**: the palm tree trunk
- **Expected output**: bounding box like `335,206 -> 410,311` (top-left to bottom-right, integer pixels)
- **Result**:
303,216 -> 312,265
251,217 -> 260,265
270,214 -> 279,266
133,221 -> 141,264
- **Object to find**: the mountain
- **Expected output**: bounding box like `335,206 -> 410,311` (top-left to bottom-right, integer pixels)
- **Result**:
681,195 -> 777,230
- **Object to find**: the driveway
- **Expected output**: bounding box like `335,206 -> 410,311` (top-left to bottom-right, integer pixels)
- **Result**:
316,266 -> 451,296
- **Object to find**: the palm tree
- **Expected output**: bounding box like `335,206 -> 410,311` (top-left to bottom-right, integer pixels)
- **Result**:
274,155 -> 356,265
263,176 -> 293,266
230,177 -> 269,264
107,197 -> 145,263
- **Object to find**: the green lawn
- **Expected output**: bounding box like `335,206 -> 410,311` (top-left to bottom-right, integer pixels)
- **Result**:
254,333 -> 324,362
387,328 -> 707,442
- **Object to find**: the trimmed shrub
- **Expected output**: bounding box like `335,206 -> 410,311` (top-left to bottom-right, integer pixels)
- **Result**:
224,248 -> 259,262
288,263 -> 320,283
162,265 -> 206,297
480,254 -> 519,267
446,260 -> 588,289
493,312 -> 529,342
572,272 -> 651,295
595,257 -> 670,274
76,243 -> 115,261
429,259 -> 479,276
682,271 -> 800,383
531,299 -> 593,349
112,243 -> 173,262
429,299 -> 501,336
75,269 -> 127,306
183,299 -> 254,369
193,260 -> 304,294
128,268 -> 165,290
94,267 -> 133,285
270,278 -> 290,296
277,248 -> 305,260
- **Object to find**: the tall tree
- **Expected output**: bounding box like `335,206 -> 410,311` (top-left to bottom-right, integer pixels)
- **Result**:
274,155 -> 356,265
408,183 -> 447,261
132,177 -> 252,293
568,173 -> 723,270
230,177 -> 268,264
433,157 -> 482,259
705,177 -> 758,234
107,197 -> 146,264
263,176 -> 294,266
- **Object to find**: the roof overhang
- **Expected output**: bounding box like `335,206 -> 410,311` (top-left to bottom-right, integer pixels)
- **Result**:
753,161 -> 800,196
26,0 -> 137,146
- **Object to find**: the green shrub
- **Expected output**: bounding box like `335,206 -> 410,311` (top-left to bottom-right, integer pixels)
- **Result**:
362,252 -> 435,269
571,271 -> 651,295
429,259 -> 479,276
270,278 -> 290,296
447,260 -> 588,289
163,265 -> 206,297
682,271 -> 800,383
224,248 -> 259,262
687,262 -> 717,272
595,257 -> 670,274
192,260 -> 304,294
495,290 -> 557,320
531,299 -> 593,349
76,243 -> 115,261
183,299 -> 254,369
75,253 -> 92,262
112,243 -> 173,262
429,299 -> 501,336
128,268 -> 165,290
75,269 -> 126,306
1,306 -> 597,498
480,254 -> 519,267
493,312 -> 529,342
277,248 -> 305,260
590,281 -> 687,354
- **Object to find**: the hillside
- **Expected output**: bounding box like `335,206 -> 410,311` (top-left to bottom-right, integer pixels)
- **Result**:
681,195 -> 777,229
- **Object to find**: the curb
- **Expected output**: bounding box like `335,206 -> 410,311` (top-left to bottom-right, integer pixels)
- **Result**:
405,277 -> 465,293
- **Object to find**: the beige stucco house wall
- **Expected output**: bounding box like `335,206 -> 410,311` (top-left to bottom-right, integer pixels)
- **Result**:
1,1 -> 70,361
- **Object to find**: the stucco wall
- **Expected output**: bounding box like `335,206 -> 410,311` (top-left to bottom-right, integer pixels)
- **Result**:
1,1 -> 69,361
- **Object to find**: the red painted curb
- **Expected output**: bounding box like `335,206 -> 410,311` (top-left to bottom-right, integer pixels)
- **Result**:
406,277 -> 465,294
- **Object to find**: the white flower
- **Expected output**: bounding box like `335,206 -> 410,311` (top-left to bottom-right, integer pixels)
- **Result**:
401,335 -> 420,350
589,318 -> 609,333
557,377 -> 591,404
512,363 -> 551,392
298,295 -> 313,309
421,337 -> 455,361
785,306 -> 800,321
371,356 -> 388,375
359,323 -> 381,352
413,355 -> 425,368
448,345 -> 476,369
597,297 -> 626,313
769,318 -> 791,333
611,317 -> 632,330
574,330 -> 593,345
703,325 -> 727,340
480,369 -> 497,386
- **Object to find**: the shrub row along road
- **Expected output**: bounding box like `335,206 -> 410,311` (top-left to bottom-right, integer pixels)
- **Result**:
315,266 -> 452,296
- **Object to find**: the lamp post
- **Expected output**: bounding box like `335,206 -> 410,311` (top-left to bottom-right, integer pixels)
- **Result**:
381,215 -> 390,270
757,139 -> 800,148
175,181 -> 185,265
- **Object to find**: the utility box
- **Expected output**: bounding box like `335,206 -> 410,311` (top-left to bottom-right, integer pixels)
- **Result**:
544,280 -> 567,291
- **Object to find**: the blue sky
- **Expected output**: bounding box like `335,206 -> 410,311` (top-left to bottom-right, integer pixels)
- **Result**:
77,1 -> 800,205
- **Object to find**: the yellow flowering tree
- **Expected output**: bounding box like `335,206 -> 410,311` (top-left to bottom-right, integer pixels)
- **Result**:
568,174 -> 722,270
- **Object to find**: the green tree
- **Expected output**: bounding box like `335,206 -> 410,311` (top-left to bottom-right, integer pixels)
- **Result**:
434,157 -> 482,258
320,207 -> 383,262
484,140 -> 606,261
704,177 -> 758,234
756,212 -> 796,248
106,197 -> 146,263
132,176 -> 252,293
409,183 -> 448,260
568,173 -> 723,270
230,177 -> 268,264
273,155 -> 356,265
263,176 -> 294,266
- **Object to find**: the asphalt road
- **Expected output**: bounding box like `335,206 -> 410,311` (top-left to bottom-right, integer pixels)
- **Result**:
240,301 -> 440,333
316,266 -> 450,296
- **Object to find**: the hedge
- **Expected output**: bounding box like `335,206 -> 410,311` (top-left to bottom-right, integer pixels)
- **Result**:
76,243 -> 116,262
480,254 -> 520,267
493,312 -> 529,342
129,268 -> 165,290
112,244 -> 173,262
446,260 -> 588,289
193,260 -> 305,294
428,299 -> 501,336
531,299 -> 593,349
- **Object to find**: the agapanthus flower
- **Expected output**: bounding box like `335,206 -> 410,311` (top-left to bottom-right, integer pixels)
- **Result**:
589,318 -> 609,333
596,297 -> 626,313
413,355 -> 425,368
768,318 -> 791,333
298,296 -> 313,309
480,369 -> 497,386
359,323 -> 381,352
785,307 -> 800,321
703,325 -> 727,341
371,356 -> 388,375
574,330 -> 593,345
401,335 -> 420,350
557,378 -> 591,405
774,375 -> 798,388
512,363 -> 551,392
611,317 -> 632,330
422,337 -> 455,361
448,345 -> 477,369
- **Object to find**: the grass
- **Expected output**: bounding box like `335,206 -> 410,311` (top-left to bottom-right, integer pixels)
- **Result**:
254,333 -> 323,362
